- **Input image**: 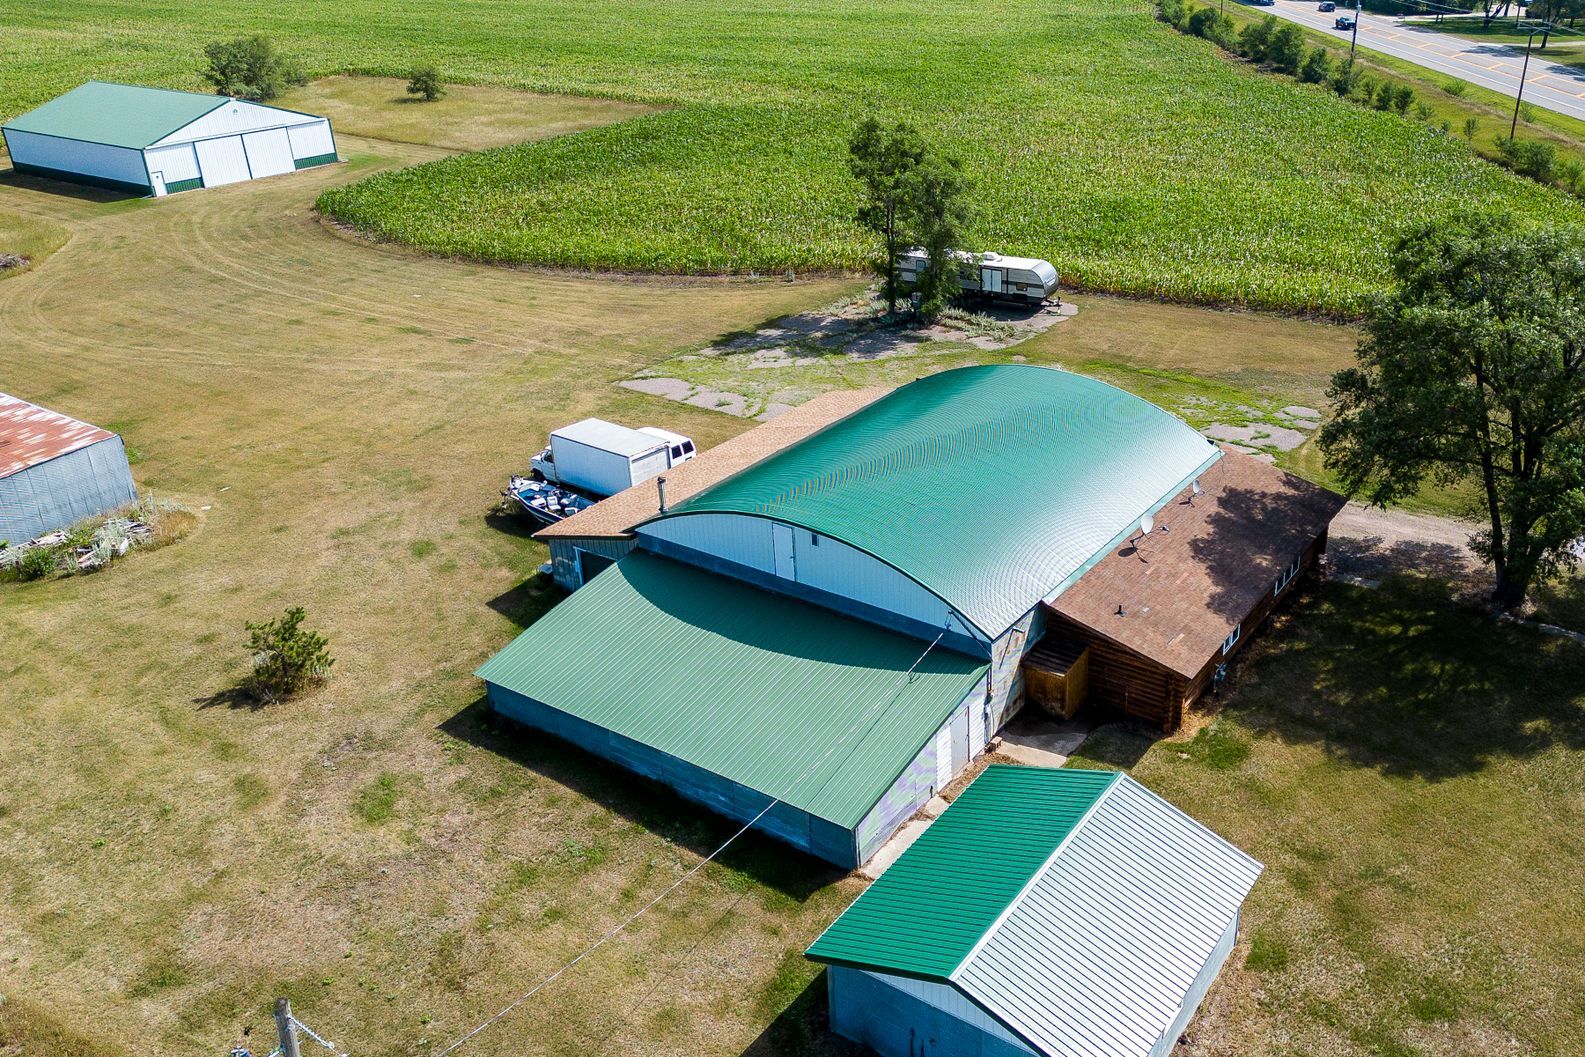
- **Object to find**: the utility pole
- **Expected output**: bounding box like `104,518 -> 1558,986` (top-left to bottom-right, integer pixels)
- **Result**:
275,998 -> 303,1057
1350,0 -> 1362,61
1510,25 -> 1539,138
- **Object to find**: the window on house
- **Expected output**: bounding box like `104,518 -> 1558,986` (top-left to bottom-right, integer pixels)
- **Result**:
810,532 -> 820,546
1222,624 -> 1241,655
1273,552 -> 1304,596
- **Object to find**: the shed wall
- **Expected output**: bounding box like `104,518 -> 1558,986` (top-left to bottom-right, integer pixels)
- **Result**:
2,129 -> 150,193
826,967 -> 1034,1057
143,142 -> 202,189
0,437 -> 137,543
1150,914 -> 1239,1057
152,100 -> 316,145
637,519 -> 982,654
546,537 -> 637,591
287,121 -> 336,164
487,683 -> 856,867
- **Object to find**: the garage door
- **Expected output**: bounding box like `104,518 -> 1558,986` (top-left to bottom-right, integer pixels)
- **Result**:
242,128 -> 294,179
194,136 -> 251,187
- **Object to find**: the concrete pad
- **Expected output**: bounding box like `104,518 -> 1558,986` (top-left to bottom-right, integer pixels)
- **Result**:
921,795 -> 951,819
1258,424 -> 1310,452
1202,423 -> 1261,444
997,741 -> 1072,768
860,817 -> 933,879
1282,405 -> 1322,420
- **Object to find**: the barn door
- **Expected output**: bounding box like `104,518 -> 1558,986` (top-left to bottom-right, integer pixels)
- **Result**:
933,725 -> 952,792
771,522 -> 796,580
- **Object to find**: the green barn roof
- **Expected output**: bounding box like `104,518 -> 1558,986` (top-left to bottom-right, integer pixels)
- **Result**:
651,365 -> 1221,639
475,550 -> 988,828
806,765 -> 1120,978
2,81 -> 226,150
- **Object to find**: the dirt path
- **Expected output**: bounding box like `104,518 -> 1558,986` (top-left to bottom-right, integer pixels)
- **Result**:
1327,501 -> 1489,592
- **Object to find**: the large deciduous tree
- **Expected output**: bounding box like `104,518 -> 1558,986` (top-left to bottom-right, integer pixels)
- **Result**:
902,154 -> 975,317
200,35 -> 306,103
848,118 -> 925,315
1321,215 -> 1585,610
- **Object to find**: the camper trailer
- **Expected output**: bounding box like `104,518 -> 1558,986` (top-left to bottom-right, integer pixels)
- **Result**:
899,249 -> 1059,306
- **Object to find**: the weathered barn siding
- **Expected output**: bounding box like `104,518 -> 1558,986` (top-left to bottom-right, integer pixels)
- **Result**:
546,536 -> 636,592
488,683 -> 858,866
0,436 -> 137,543
827,967 -> 1035,1057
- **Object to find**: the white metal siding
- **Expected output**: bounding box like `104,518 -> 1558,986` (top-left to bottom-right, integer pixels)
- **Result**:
287,120 -> 335,160
864,972 -> 1035,1052
194,136 -> 251,186
153,100 -> 314,145
242,128 -> 294,178
2,129 -> 148,189
954,778 -> 1264,1057
143,142 -> 200,184
638,514 -> 962,634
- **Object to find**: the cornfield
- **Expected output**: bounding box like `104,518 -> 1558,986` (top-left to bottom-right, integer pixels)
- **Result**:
5,0 -> 1578,314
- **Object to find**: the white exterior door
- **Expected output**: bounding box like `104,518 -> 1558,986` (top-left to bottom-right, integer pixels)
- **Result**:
934,725 -> 952,792
195,136 -> 251,186
771,522 -> 796,580
970,698 -> 987,750
242,128 -> 294,178
148,171 -> 167,197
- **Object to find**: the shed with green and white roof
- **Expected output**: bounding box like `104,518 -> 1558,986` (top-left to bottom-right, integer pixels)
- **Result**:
2,82 -> 336,197
806,765 -> 1263,1057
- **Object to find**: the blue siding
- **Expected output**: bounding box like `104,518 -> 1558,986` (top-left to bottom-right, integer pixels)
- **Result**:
638,533 -> 987,657
0,436 -> 138,543
487,683 -> 858,867
827,967 -> 1032,1057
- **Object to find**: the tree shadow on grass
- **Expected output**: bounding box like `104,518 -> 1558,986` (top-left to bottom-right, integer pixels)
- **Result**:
192,684 -> 267,712
439,696 -> 843,903
1227,577 -> 1585,780
740,969 -> 861,1057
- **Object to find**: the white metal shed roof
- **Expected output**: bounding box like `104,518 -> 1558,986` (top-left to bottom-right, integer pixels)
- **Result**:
551,418 -> 666,459
955,775 -> 1264,1057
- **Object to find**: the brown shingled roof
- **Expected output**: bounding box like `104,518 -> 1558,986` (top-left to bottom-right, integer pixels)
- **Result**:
0,393 -> 117,480
535,387 -> 892,542
1048,450 -> 1346,679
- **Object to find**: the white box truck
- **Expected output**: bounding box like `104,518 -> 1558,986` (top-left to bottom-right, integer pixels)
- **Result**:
530,419 -> 695,497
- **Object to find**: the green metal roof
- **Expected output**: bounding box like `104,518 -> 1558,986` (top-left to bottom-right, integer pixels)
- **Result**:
475,551 -> 988,828
2,81 -> 226,150
651,365 -> 1221,639
806,765 -> 1120,979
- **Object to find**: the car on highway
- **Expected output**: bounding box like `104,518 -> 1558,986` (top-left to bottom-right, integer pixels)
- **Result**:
1318,2 -> 1336,10
1334,14 -> 1355,28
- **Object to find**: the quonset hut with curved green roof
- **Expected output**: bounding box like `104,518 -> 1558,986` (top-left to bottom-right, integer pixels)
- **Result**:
479,366 -> 1222,868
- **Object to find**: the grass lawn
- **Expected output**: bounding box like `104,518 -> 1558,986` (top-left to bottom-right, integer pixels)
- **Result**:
0,208 -> 70,276
276,77 -> 659,152
2,1 -> 1581,314
1069,576 -> 1585,1056
0,70 -> 1570,1057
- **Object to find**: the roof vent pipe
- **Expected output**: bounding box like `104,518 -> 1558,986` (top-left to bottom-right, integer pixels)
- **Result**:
657,475 -> 668,514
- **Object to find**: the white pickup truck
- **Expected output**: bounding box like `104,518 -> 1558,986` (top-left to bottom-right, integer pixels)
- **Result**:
530,418 -> 696,498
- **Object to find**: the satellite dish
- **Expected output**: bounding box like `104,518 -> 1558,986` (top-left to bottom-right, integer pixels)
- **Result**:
1191,479 -> 1203,497
1141,513 -> 1155,535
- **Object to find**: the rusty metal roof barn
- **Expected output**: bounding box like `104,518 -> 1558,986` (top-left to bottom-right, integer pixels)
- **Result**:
0,393 -> 137,542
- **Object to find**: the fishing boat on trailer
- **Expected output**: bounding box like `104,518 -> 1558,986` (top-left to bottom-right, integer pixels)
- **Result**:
505,475 -> 595,526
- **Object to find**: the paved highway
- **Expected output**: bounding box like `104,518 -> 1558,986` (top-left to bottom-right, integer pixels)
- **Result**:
1256,1 -> 1585,122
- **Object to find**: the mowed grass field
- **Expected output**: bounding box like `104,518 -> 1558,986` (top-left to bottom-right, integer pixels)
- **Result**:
2,0 -> 1583,313
3,81 -> 1582,1057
